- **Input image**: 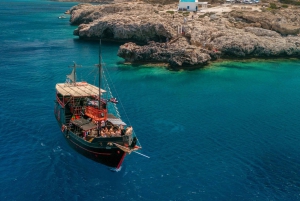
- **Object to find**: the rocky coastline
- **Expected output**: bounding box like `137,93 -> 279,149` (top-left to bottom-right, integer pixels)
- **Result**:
66,2 -> 300,68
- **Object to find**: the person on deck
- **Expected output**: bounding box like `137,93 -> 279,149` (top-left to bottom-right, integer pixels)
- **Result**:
103,127 -> 108,136
116,126 -> 121,136
109,127 -> 114,136
100,129 -> 106,137
125,126 -> 133,135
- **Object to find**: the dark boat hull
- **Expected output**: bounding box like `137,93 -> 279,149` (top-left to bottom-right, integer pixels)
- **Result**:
55,101 -> 128,169
60,126 -> 126,168
54,57 -> 139,169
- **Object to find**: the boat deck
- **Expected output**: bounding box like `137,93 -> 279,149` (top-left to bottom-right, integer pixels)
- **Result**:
69,114 -> 131,139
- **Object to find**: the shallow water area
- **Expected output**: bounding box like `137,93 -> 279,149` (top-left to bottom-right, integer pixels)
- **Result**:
1,1 -> 300,200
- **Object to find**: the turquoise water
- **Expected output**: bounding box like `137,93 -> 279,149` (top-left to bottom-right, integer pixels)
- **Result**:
1,1 -> 300,200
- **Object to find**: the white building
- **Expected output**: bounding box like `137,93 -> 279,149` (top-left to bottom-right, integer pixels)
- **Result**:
178,0 -> 208,11
225,0 -> 235,3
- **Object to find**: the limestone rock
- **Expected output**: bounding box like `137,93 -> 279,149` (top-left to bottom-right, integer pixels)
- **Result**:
230,11 -> 300,35
117,41 -> 211,67
244,27 -> 280,37
68,2 -> 300,68
70,3 -> 173,42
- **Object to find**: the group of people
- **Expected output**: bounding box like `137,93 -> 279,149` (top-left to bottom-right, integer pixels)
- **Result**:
100,126 -> 122,137
100,125 -> 133,137
84,125 -> 133,139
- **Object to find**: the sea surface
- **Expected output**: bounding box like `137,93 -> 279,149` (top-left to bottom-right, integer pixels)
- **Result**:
1,1 -> 300,200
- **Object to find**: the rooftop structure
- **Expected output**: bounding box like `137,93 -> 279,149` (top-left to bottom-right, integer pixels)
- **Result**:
178,0 -> 207,11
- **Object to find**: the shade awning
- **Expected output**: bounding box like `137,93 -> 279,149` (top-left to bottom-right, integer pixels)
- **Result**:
71,118 -> 97,131
71,118 -> 90,126
107,113 -> 127,126
56,82 -> 106,97
107,118 -> 127,126
81,122 -> 97,131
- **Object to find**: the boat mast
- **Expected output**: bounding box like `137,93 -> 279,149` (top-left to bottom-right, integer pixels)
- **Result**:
67,62 -> 81,85
99,39 -> 102,109
98,40 -> 102,136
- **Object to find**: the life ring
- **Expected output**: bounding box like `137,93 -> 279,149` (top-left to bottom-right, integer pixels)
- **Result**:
61,125 -> 65,132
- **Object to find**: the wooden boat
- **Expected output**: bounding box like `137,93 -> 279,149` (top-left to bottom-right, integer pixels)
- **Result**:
54,41 -> 141,169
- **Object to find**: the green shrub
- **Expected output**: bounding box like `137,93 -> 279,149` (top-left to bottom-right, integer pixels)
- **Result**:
282,4 -> 288,8
269,3 -> 277,9
182,11 -> 190,16
279,0 -> 300,5
198,12 -> 215,18
166,11 -> 174,15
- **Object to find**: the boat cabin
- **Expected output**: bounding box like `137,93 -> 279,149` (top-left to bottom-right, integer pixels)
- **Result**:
56,81 -> 107,117
55,81 -> 132,141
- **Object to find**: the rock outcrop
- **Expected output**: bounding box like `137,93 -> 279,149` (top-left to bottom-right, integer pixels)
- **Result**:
67,2 -> 300,68
70,3 -> 175,42
230,10 -> 300,35
117,40 -> 212,67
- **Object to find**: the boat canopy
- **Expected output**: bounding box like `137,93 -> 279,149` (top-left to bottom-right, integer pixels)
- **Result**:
107,113 -> 127,126
56,82 -> 106,97
71,118 -> 97,131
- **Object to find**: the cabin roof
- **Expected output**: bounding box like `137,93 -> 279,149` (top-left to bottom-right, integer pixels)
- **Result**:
56,82 -> 106,97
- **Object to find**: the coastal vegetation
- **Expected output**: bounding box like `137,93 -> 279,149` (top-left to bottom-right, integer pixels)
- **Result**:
279,0 -> 300,5
166,10 -> 174,15
269,3 -> 278,9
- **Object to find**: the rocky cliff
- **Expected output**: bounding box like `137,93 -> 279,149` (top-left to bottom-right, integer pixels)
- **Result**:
67,2 -> 300,68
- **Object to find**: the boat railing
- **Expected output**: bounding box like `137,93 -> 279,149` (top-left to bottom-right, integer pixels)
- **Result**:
56,93 -> 64,107
85,106 -> 107,121
70,106 -> 83,116
65,114 -> 72,124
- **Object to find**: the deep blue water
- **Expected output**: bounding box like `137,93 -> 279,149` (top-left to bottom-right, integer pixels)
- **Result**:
1,1 -> 300,200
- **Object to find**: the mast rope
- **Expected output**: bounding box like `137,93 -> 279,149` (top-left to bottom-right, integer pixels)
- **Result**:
102,69 -> 121,118
101,60 -> 142,148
